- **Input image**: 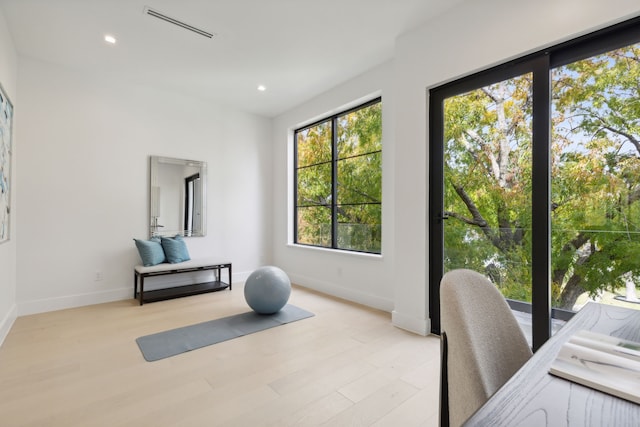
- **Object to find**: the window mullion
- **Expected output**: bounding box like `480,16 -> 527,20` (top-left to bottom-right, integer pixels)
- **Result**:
531,54 -> 552,352
293,132 -> 299,244
331,117 -> 338,249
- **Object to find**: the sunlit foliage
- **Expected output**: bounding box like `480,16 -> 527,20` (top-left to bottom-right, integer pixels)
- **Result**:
296,101 -> 382,253
444,44 -> 640,310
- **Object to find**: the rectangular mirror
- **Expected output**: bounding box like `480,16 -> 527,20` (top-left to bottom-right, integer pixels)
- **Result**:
149,155 -> 207,238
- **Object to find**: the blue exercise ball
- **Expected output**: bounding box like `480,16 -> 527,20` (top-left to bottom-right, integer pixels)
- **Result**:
244,266 -> 291,314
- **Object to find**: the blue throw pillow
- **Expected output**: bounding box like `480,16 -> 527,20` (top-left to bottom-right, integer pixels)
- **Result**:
134,237 -> 166,266
161,235 -> 191,263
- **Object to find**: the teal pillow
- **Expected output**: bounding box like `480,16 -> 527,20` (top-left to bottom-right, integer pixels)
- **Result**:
134,237 -> 166,266
161,235 -> 191,263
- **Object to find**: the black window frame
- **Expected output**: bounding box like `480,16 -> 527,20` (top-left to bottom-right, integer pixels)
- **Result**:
294,97 -> 382,254
429,16 -> 640,351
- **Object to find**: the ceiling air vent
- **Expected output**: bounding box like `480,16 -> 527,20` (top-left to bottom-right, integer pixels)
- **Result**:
144,6 -> 215,39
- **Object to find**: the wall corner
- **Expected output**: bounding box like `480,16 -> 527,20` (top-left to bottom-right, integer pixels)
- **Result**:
392,309 -> 430,336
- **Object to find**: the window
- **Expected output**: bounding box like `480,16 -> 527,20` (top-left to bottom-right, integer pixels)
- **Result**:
429,17 -> 640,351
295,98 -> 382,254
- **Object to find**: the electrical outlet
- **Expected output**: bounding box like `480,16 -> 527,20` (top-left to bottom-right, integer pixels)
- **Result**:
94,271 -> 103,281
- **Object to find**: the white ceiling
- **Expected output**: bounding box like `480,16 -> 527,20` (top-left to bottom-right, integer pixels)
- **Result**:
0,0 -> 463,117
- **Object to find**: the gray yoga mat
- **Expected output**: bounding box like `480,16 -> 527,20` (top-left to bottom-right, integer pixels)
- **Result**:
136,304 -> 314,361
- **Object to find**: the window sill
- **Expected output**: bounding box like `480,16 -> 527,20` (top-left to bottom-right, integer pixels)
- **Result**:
287,243 -> 384,260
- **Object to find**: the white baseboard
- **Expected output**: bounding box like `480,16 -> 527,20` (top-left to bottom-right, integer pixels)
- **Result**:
0,304 -> 18,347
17,287 -> 133,316
288,273 -> 394,312
391,310 -> 430,336
17,270 -> 251,317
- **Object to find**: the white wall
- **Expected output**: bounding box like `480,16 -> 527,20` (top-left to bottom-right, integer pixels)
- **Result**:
15,57 -> 272,315
392,0 -> 640,334
0,7 -> 17,345
272,62 -> 396,312
4,0 -> 640,337
272,0 -> 640,336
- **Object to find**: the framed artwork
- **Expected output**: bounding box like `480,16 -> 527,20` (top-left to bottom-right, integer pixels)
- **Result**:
0,82 -> 13,244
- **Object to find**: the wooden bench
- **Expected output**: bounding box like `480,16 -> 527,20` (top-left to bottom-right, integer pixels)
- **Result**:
134,259 -> 232,305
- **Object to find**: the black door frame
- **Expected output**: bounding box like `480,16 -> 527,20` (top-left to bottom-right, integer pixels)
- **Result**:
428,16 -> 640,351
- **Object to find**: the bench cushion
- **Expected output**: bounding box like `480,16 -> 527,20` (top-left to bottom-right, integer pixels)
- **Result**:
135,258 -> 230,275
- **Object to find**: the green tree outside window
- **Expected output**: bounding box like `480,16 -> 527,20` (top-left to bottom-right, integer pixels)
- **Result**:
295,99 -> 382,253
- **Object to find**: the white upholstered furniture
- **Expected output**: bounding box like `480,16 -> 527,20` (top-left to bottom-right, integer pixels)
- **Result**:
439,269 -> 532,427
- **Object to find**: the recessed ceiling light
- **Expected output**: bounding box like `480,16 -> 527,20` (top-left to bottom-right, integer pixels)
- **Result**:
257,85 -> 266,92
104,35 -> 117,44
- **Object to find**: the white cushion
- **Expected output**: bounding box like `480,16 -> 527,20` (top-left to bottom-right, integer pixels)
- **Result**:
135,258 -> 230,274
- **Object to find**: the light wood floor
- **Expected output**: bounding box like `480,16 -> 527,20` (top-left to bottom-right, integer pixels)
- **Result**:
0,283 -> 441,427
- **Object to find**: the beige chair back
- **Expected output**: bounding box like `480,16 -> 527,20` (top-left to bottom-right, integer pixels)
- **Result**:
440,269 -> 532,427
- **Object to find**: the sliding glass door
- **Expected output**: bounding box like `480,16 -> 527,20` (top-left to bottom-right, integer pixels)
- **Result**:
551,42 -> 640,312
430,18 -> 640,350
442,73 -> 535,342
